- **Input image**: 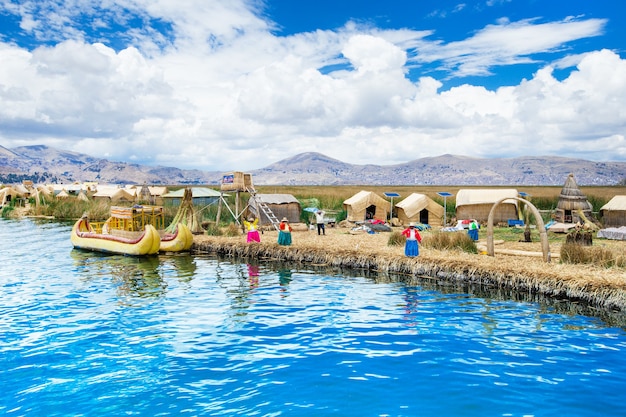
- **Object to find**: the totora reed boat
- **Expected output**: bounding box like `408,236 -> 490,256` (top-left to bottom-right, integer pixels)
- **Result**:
71,216 -> 161,256
102,205 -> 194,253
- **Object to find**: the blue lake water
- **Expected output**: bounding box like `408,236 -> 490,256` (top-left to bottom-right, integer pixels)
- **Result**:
1,217 -> 626,416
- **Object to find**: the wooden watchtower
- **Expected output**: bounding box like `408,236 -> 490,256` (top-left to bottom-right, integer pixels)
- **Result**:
215,172 -> 280,230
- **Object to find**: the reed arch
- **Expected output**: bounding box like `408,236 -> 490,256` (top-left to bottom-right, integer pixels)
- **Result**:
486,197 -> 551,263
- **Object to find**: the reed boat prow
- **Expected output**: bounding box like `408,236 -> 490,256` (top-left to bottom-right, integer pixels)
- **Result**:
159,222 -> 194,253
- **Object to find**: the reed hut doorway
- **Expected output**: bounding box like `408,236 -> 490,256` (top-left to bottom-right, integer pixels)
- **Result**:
564,210 -> 572,223
419,209 -> 429,224
365,205 -> 376,220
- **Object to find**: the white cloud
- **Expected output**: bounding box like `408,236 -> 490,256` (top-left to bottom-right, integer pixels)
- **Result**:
412,17 -> 607,76
0,0 -> 624,171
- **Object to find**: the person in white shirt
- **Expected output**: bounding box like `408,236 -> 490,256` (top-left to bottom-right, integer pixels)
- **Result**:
314,210 -> 326,235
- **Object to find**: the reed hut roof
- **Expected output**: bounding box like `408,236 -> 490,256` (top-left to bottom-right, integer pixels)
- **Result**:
455,189 -> 519,207
162,187 -> 221,198
111,188 -> 135,202
557,173 -> 592,211
56,189 -> 70,199
343,190 -> 390,222
35,185 -> 53,196
600,196 -> 626,212
93,187 -> 135,202
248,194 -> 301,224
13,184 -> 30,195
1,186 -> 25,198
343,190 -> 388,211
251,194 -> 300,205
148,186 -> 168,196
92,185 -> 122,196
77,190 -> 90,202
395,193 -> 444,219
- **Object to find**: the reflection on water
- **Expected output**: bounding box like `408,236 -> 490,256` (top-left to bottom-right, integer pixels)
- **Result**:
278,268 -> 292,286
70,249 -> 197,300
247,263 -> 259,288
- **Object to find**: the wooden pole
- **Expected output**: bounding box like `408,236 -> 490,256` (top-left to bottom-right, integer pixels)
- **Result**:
216,192 -> 223,226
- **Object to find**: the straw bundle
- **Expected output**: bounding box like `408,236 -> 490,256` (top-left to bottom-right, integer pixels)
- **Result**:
166,188 -> 201,234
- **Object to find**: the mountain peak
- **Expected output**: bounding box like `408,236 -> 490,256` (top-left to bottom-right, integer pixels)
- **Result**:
263,152 -> 350,171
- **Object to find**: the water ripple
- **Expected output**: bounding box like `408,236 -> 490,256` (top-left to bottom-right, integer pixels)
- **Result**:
1,218 -> 626,416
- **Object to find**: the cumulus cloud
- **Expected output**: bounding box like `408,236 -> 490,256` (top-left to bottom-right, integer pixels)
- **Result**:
0,0 -> 624,171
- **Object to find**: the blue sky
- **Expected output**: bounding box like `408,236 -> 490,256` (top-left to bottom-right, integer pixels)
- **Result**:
0,0 -> 625,171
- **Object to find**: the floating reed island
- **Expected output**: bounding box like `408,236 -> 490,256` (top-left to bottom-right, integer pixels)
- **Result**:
192,226 -> 626,313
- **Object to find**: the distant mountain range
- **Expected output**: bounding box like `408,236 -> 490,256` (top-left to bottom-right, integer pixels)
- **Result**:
1,144 -> 626,186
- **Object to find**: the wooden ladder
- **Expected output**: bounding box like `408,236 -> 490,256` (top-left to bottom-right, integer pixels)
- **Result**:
247,187 -> 280,231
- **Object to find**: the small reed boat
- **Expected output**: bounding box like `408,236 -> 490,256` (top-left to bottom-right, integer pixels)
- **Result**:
71,216 -> 160,256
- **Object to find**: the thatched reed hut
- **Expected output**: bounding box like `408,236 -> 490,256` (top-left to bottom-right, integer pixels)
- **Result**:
134,185 -> 168,205
343,190 -> 389,222
137,184 -> 154,204
77,190 -> 90,202
0,186 -> 24,206
455,189 -> 519,224
247,194 -> 301,225
555,173 -> 593,224
599,196 -> 626,227
55,189 -> 70,199
395,193 -> 444,226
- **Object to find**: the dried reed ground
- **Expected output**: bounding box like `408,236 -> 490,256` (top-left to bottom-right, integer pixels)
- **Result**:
193,225 -> 626,312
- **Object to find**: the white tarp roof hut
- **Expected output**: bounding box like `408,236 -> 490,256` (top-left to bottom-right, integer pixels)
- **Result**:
248,194 -> 301,225
599,196 -> 626,228
343,190 -> 389,222
162,187 -> 221,207
455,189 -> 519,224
395,193 -> 444,226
